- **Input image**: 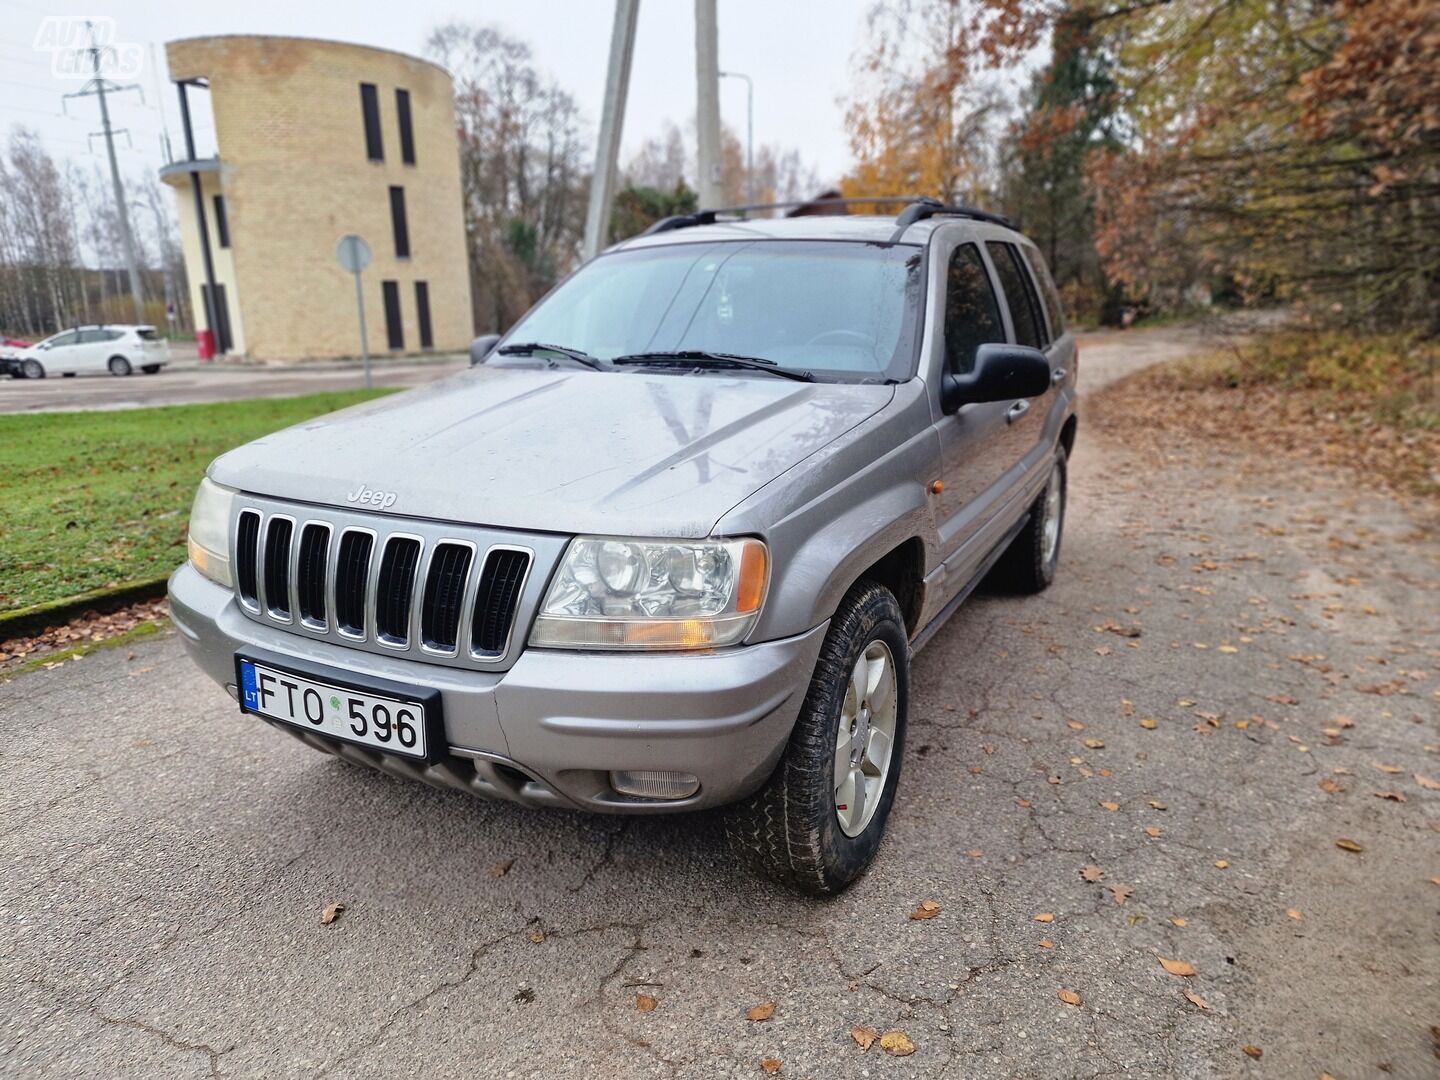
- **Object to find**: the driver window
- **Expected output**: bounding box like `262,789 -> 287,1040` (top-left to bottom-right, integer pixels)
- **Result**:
49,331 -> 79,348
944,243 -> 1005,374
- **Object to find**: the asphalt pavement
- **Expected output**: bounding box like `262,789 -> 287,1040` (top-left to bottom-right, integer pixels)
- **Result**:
0,346 -> 467,414
2,327 -> 1437,1078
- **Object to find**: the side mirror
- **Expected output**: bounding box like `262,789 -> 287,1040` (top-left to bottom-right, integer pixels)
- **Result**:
941,343 -> 1051,415
469,333 -> 501,367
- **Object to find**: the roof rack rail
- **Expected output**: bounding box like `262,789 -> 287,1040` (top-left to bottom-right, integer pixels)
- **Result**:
638,195 -> 1015,241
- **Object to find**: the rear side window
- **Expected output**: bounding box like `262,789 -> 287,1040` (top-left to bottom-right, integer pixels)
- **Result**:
1022,246 -> 1066,338
136,328 -> 160,341
78,330 -> 109,344
944,243 -> 1006,374
986,241 -> 1046,349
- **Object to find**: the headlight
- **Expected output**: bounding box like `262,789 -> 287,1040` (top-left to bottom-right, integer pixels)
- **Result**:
530,536 -> 768,650
187,476 -> 236,587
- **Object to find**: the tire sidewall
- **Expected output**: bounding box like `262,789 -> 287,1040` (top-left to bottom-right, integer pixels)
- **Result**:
1038,448 -> 1068,586
109,356 -> 132,376
23,359 -> 44,379
809,588 -> 910,887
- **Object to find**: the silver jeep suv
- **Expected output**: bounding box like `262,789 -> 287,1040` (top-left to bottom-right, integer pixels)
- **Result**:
170,198 -> 1077,894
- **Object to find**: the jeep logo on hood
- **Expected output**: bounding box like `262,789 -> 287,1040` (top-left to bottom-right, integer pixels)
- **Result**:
346,484 -> 397,510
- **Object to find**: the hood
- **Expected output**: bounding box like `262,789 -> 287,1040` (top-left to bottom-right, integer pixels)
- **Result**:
211,366 -> 893,537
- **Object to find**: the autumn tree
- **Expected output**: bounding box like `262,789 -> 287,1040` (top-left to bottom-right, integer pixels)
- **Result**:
427,22 -> 589,333
999,7 -> 1121,322
841,0 -> 1011,204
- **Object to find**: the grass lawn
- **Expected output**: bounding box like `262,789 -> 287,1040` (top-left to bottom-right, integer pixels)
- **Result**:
0,390 -> 394,613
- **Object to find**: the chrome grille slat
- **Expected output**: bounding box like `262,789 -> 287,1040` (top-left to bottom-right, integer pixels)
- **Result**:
375,535 -> 422,646
229,498 -> 557,672
235,510 -> 261,610
472,547 -> 532,656
296,523 -> 330,629
262,516 -> 295,620
420,542 -> 474,653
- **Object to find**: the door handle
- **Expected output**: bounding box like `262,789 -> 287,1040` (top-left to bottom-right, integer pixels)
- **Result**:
1006,400 -> 1030,424
1051,368 -> 1067,384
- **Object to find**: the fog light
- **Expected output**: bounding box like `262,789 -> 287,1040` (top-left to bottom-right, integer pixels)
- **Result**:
610,769 -> 700,800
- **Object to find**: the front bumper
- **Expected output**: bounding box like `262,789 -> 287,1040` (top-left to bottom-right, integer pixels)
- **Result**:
168,563 -> 828,813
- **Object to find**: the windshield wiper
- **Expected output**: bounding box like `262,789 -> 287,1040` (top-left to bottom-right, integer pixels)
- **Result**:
496,341 -> 606,370
612,350 -> 814,383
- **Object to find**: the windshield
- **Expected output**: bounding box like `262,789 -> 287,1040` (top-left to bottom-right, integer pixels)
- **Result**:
498,239 -> 924,382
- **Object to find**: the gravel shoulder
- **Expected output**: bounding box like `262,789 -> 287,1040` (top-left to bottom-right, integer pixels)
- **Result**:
2,326 -> 1436,1079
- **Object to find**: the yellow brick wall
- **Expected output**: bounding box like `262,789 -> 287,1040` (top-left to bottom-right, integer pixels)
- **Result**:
165,36 -> 472,361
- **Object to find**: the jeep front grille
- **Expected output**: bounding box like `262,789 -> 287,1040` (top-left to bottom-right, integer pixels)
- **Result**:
229,499 -> 557,671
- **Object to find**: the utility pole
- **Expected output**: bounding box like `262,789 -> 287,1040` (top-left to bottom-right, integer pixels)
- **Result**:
720,70 -> 753,206
582,0 -> 641,261
694,0 -> 723,209
64,22 -> 145,325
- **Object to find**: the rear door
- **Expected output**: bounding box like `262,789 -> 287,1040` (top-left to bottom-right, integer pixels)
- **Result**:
75,329 -> 113,373
984,241 -> 1055,472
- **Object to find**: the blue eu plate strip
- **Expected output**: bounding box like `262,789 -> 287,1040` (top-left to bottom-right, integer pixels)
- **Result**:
239,660 -> 260,711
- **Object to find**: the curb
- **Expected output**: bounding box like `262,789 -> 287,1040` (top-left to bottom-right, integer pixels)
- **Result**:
0,577 -> 171,644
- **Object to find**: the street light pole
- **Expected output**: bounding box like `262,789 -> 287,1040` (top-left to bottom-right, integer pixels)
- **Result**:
720,70 -> 753,207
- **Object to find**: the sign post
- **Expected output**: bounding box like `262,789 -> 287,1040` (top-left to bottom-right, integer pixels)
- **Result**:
335,234 -> 373,389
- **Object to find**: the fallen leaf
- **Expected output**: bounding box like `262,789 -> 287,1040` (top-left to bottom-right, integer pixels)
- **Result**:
1214,860 -> 1229,869
1100,800 -> 1120,812
1057,988 -> 1082,1007
529,930 -> 545,943
1139,717 -> 1158,729
1218,645 -> 1238,654
1416,773 -> 1440,791
1159,957 -> 1196,977
1145,826 -> 1163,837
1110,883 -> 1134,905
1081,864 -> 1105,882
1242,1045 -> 1262,1059
1016,798 -> 1032,808
746,1002 -> 775,1022
1039,938 -> 1054,948
1318,778 -> 1347,794
910,900 -> 941,920
1372,790 -> 1407,802
1335,838 -> 1363,853
850,1026 -> 878,1050
965,848 -> 983,858
1083,738 -> 1106,749
1183,988 -> 1210,1010
1374,763 -> 1403,774
879,1030 -> 915,1056
760,1058 -> 782,1075
1034,912 -> 1054,923
1170,917 -> 1187,927
1150,800 -> 1168,810
1066,719 -> 1085,730
488,859 -> 515,878
1047,775 -> 1062,785
635,993 -> 658,1012
321,902 -> 345,926
1285,908 -> 1302,920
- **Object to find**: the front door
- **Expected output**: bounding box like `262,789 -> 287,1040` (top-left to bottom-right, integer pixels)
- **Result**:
931,237 -> 1013,593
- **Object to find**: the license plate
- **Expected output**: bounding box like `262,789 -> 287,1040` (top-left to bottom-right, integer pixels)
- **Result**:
237,657 -> 431,759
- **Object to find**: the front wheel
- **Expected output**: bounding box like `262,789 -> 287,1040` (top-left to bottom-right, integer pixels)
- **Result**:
108,355 -> 132,376
726,580 -> 909,895
22,359 -> 44,379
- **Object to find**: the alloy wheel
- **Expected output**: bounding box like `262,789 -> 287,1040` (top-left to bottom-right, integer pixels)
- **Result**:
834,639 -> 898,837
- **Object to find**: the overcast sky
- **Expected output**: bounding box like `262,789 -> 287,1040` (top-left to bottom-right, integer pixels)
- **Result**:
1,0 -> 875,192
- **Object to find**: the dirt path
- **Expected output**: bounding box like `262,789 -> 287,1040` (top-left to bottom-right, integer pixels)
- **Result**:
1,325 -> 1436,1079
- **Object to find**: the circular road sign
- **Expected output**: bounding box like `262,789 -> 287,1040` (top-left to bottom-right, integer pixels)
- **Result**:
335,234 -> 372,274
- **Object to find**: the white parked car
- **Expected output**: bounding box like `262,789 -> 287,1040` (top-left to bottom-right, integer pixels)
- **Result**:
13,325 -> 168,379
